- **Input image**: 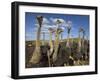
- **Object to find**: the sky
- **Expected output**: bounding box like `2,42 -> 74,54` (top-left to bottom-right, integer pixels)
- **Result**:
25,12 -> 89,41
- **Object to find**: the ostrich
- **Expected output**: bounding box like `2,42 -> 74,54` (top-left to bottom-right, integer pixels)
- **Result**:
84,36 -> 89,62
78,27 -> 85,53
65,21 -> 75,66
78,27 -> 82,53
52,27 -> 63,63
81,28 -> 87,62
29,16 -> 43,64
76,27 -> 85,65
47,28 -> 55,66
66,21 -> 72,47
82,29 -> 85,50
51,19 -> 62,63
48,28 -> 55,55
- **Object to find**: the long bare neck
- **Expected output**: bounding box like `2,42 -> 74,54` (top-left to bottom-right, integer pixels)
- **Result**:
36,26 -> 41,47
52,31 -> 60,62
49,32 -> 53,48
55,32 -> 60,46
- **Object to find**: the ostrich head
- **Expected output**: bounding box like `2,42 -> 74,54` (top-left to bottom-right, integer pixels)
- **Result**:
66,21 -> 72,34
57,28 -> 63,34
79,27 -> 83,32
48,28 -> 56,34
79,27 -> 86,39
56,19 -> 62,24
36,15 -> 43,27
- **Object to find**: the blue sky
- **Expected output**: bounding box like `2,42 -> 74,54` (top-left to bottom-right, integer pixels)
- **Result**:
25,12 -> 89,41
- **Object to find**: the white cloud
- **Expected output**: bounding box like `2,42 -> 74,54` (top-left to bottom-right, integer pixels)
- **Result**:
61,27 -> 65,30
43,17 -> 50,24
34,18 -> 68,34
43,24 -> 57,28
34,24 -> 56,31
50,18 -> 65,24
66,20 -> 72,27
34,23 -> 38,27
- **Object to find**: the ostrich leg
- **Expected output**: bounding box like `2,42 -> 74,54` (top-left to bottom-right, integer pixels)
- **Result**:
29,16 -> 43,64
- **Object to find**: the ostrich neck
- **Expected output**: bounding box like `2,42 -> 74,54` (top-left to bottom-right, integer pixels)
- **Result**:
36,26 -> 41,48
55,32 -> 60,46
67,33 -> 70,39
49,32 -> 53,48
67,32 -> 70,45
78,32 -> 81,52
53,32 -> 60,62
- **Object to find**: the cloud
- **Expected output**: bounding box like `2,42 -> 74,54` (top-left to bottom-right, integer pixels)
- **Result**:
34,24 -> 57,32
43,17 -> 50,24
33,18 -> 68,35
66,20 -> 72,27
25,32 -> 36,40
50,18 -> 65,24
34,24 -> 66,35
61,27 -> 65,30
43,24 -> 57,28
